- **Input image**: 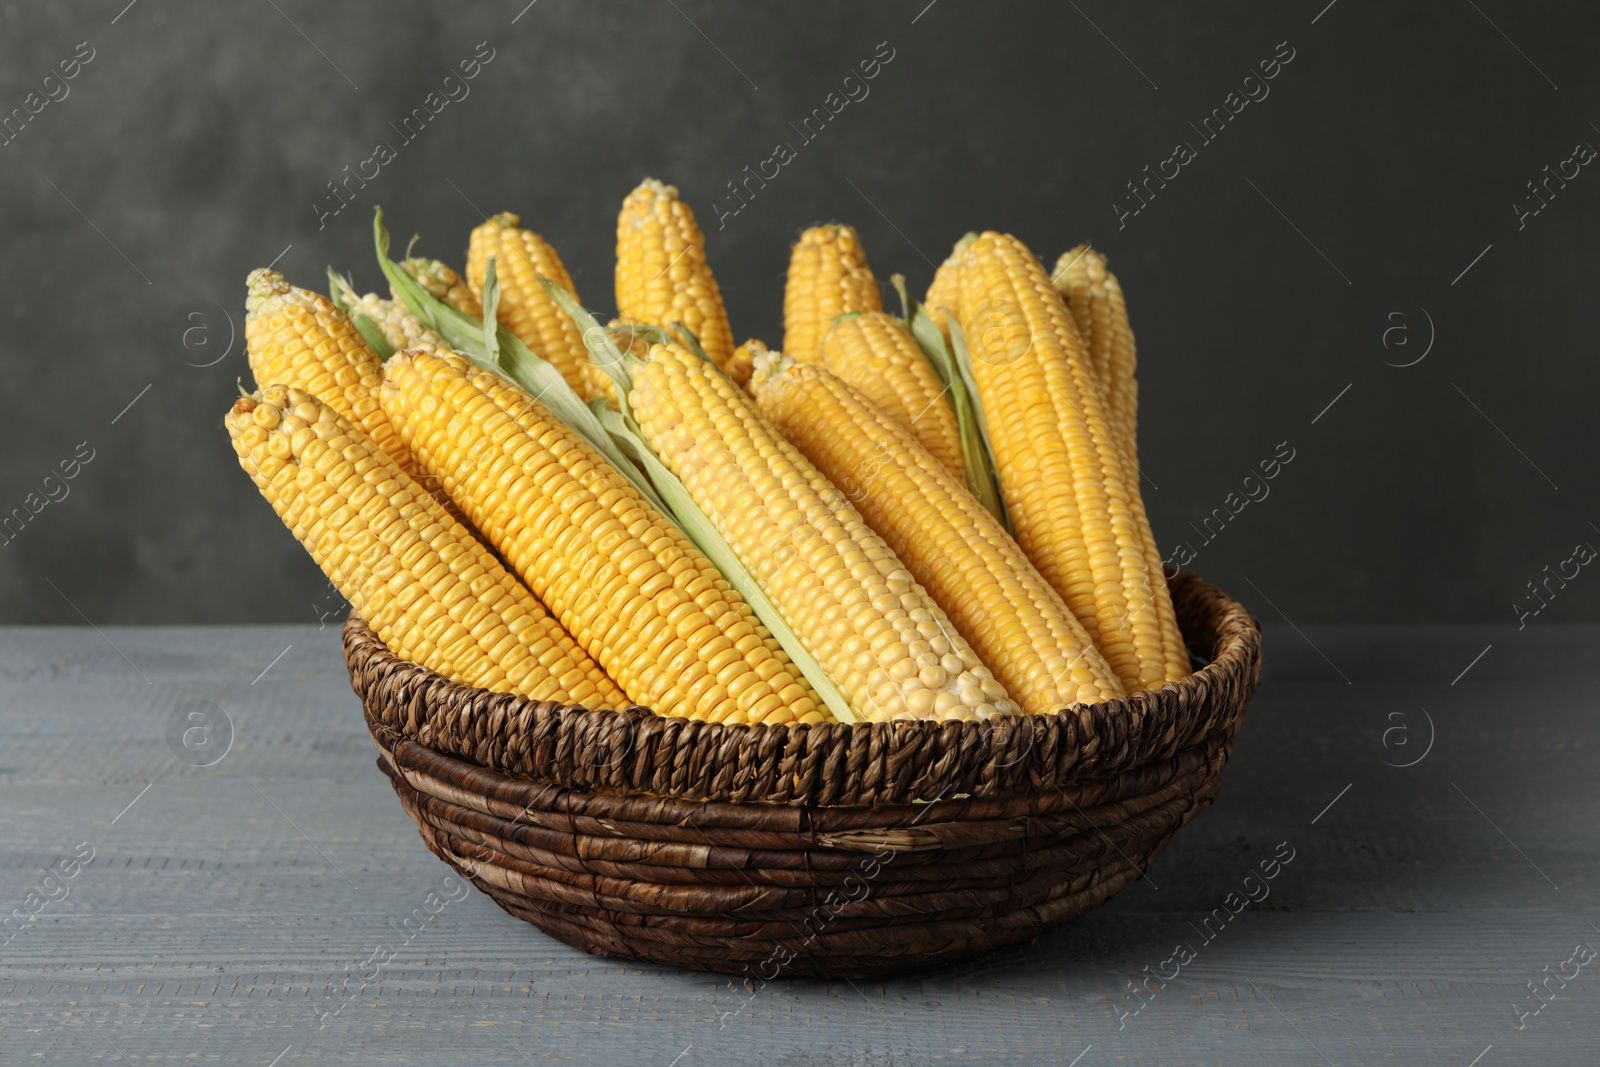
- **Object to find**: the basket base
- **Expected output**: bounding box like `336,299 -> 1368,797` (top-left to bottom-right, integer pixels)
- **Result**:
374,732 -> 1226,980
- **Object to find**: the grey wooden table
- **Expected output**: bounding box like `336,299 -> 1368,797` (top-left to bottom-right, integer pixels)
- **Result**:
1,622 -> 1593,1065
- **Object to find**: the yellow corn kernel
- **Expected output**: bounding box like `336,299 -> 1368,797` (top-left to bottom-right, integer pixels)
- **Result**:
1050,246 -> 1182,683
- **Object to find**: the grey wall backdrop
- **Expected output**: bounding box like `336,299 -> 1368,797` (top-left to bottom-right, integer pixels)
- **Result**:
1,1 -> 1595,625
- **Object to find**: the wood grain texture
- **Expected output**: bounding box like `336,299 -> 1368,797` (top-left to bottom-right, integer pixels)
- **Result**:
1,623 -> 1595,1064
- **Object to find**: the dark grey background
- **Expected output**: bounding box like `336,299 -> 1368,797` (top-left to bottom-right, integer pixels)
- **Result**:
1,1 -> 1594,625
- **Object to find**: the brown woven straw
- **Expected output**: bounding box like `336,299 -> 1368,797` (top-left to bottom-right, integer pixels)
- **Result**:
346,572 -> 1260,979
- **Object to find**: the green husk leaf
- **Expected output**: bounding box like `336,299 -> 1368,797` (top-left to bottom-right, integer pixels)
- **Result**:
352,313 -> 394,361
942,318 -> 1010,531
895,271 -> 1007,526
613,321 -> 673,350
538,278 -> 638,415
372,206 -> 672,518
890,273 -> 910,321
326,267 -> 356,314
591,405 -> 857,725
828,309 -> 866,332
906,301 -> 952,386
479,256 -> 501,368
906,303 -> 1009,531
327,267 -> 394,360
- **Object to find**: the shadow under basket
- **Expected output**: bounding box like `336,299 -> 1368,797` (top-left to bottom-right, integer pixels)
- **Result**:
346,572 -> 1261,980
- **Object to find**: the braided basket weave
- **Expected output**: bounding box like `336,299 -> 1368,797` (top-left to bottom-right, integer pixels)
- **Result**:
345,572 -> 1259,979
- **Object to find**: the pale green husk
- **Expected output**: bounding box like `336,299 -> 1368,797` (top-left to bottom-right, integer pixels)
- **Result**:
941,317 -> 1011,532
891,275 -> 1008,530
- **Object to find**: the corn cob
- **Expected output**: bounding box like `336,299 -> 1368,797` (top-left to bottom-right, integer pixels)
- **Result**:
1048,246 -> 1179,691
615,179 -> 740,381
819,311 -> 965,480
226,385 -> 623,706
333,276 -> 447,356
397,257 -> 482,319
749,354 -> 1124,713
955,232 -> 1187,692
381,348 -> 827,725
782,224 -> 882,362
630,341 -> 1018,722
245,268 -> 414,476
923,233 -> 976,345
466,212 -> 599,401
1053,245 -> 1137,461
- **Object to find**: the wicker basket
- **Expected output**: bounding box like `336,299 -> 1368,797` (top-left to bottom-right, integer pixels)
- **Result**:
345,572 -> 1259,979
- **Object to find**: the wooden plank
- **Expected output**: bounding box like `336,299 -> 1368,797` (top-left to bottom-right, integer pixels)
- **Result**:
0,624 -> 1595,1063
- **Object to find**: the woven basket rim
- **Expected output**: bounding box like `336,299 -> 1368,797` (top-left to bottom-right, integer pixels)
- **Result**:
344,571 -> 1260,807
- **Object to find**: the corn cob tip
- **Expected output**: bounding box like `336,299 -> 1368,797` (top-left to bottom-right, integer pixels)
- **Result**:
1052,244 -> 1108,285
400,256 -> 465,279
381,346 -> 417,373
959,230 -> 1007,261
631,176 -> 678,199
727,338 -> 767,383
797,223 -> 854,243
326,270 -> 354,302
245,268 -> 292,315
397,256 -> 483,320
487,211 -> 522,229
937,232 -> 980,275
377,349 -> 411,402
224,384 -> 309,441
784,224 -> 881,361
747,345 -> 794,384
